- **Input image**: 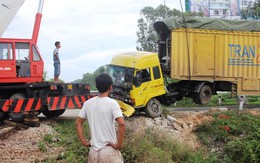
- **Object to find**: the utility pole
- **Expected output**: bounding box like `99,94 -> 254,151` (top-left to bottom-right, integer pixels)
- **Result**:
164,0 -> 167,18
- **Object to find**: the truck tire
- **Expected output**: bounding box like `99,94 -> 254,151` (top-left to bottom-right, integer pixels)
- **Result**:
9,93 -> 26,123
42,109 -> 66,118
145,98 -> 162,118
192,95 -> 201,104
192,85 -> 212,105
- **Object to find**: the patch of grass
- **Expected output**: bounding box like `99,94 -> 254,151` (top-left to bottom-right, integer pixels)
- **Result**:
195,110 -> 260,162
123,128 -> 186,162
167,93 -> 260,108
53,120 -> 90,162
123,128 -> 219,163
41,119 -> 219,162
43,134 -> 53,143
38,142 -> 47,152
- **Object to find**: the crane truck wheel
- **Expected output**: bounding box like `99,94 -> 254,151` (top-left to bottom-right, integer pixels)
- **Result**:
9,93 -> 26,123
42,109 -> 66,118
192,85 -> 212,105
0,112 -> 9,121
145,98 -> 162,118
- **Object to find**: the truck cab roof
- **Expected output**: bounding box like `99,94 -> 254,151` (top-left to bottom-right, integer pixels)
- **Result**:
110,52 -> 160,70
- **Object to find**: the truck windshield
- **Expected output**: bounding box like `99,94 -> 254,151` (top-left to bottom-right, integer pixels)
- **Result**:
108,65 -> 134,86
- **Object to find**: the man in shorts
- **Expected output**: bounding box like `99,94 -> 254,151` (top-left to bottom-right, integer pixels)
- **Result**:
76,74 -> 125,163
53,41 -> 61,83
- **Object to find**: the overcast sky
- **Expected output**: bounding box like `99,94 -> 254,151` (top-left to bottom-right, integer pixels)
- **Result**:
3,0 -> 185,82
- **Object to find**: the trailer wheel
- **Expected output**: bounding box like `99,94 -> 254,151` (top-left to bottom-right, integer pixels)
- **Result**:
145,98 -> 162,118
42,109 -> 66,118
9,93 -> 26,123
192,85 -> 212,105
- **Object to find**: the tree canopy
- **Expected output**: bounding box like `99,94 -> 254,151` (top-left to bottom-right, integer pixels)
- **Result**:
79,66 -> 106,90
136,4 -> 204,52
241,0 -> 260,20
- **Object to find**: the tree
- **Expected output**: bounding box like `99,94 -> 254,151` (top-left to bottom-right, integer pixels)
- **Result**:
82,72 -> 96,90
241,0 -> 260,20
184,11 -> 204,17
136,5 -> 181,52
81,66 -> 106,90
136,4 -> 204,52
71,79 -> 81,83
47,78 -> 65,83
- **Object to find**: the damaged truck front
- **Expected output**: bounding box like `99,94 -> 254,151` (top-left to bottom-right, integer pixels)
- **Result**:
108,52 -> 169,118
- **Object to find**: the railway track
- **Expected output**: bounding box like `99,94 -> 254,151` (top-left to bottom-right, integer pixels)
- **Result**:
0,120 -> 29,138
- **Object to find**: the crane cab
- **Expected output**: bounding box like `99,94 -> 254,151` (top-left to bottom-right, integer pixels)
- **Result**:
0,39 -> 44,83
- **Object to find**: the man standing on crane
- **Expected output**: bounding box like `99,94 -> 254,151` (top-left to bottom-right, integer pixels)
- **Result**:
53,41 -> 61,83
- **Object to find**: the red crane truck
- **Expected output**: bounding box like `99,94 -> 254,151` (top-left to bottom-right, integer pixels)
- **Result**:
0,0 -> 91,125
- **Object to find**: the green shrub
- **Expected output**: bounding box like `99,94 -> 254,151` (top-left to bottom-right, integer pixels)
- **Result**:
224,139 -> 259,163
196,111 -> 260,162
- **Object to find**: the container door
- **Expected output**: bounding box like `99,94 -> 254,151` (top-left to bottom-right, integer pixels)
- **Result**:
195,35 -> 215,76
0,43 -> 16,78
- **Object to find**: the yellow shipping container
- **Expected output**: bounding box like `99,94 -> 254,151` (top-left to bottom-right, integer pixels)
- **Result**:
171,28 -> 260,95
154,17 -> 260,96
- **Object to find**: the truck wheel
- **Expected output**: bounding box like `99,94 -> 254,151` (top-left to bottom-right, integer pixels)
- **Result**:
193,85 -> 212,105
192,95 -> 201,104
9,93 -> 26,123
145,98 -> 162,118
42,109 -> 66,118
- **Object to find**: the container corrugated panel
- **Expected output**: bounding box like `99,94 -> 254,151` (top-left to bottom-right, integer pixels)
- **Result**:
171,28 -> 260,95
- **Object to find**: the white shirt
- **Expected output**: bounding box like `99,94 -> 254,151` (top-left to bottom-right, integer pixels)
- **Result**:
79,96 -> 123,151
53,48 -> 59,63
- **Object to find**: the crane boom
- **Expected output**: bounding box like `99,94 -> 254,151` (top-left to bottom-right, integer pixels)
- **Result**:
0,0 -> 25,37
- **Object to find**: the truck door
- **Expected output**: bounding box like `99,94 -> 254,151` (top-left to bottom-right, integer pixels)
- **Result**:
132,68 -> 151,107
30,45 -> 43,78
149,66 -> 165,94
0,42 -> 16,78
15,42 -> 31,77
195,35 -> 215,76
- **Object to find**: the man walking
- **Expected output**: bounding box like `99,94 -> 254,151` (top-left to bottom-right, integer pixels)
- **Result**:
76,74 -> 125,163
53,41 -> 61,83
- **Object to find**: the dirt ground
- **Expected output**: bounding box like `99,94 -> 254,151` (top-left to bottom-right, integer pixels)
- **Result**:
125,111 -> 215,150
0,109 -> 259,162
0,120 -> 63,163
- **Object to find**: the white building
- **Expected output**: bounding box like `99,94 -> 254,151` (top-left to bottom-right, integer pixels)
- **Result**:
185,0 -> 256,19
